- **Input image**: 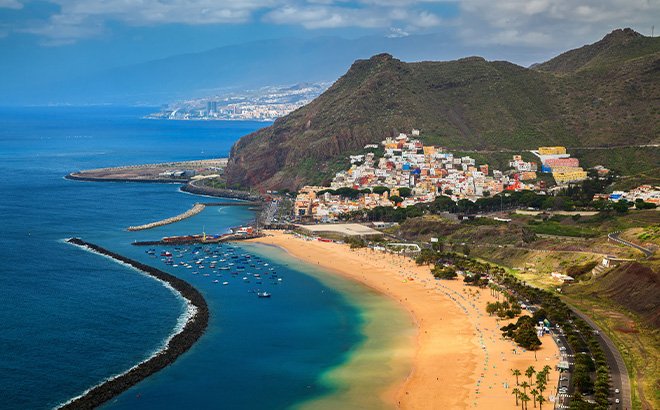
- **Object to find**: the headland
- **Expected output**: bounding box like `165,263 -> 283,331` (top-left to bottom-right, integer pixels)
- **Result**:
250,230 -> 560,409
60,238 -> 209,410
65,159 -> 227,183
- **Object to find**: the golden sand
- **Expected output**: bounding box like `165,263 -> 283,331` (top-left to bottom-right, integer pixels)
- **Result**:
249,230 -> 560,409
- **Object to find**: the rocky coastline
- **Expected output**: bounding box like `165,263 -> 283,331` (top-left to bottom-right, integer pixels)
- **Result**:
61,238 -> 209,409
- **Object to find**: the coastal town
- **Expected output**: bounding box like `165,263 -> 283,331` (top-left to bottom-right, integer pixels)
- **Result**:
294,130 -> 602,221
146,83 -> 328,121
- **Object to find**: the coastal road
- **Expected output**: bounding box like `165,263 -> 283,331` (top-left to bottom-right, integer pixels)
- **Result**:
567,305 -> 631,410
608,232 -> 654,258
550,328 -> 575,409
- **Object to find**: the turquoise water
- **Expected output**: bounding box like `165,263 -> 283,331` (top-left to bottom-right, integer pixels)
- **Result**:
0,107 -> 370,409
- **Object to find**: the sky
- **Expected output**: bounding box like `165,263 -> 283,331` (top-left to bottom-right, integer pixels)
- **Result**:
0,0 -> 658,102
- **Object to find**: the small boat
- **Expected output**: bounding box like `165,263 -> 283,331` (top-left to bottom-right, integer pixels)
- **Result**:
223,281 -> 229,285
257,292 -> 271,298
213,280 -> 219,283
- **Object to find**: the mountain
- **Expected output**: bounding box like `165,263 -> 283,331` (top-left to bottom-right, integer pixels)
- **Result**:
225,29 -> 660,191
3,34 -> 487,105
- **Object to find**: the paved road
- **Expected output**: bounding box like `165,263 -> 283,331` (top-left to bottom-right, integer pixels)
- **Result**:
550,329 -> 575,409
568,305 -> 632,410
608,232 -> 654,258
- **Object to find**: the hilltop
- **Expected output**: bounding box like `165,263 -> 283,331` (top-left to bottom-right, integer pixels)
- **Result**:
226,29 -> 660,191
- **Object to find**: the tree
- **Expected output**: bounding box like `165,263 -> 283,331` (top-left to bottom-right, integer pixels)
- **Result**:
613,199 -> 630,214
512,368 -> 521,385
486,302 -> 499,316
520,392 -> 530,410
525,365 -> 536,385
537,393 -> 546,410
542,365 -> 551,382
398,187 -> 412,197
530,388 -> 538,408
512,387 -> 521,406
432,265 -> 457,280
520,381 -> 530,395
389,195 -> 403,205
372,186 -> 390,195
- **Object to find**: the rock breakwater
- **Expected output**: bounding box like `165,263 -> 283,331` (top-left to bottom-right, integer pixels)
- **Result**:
60,238 -> 209,409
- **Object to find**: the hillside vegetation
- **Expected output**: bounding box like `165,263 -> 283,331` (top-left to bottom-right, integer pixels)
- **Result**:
226,28 -> 659,190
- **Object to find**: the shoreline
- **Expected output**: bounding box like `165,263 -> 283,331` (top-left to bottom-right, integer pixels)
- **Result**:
65,173 -> 261,201
60,238 -> 209,409
249,231 -> 560,409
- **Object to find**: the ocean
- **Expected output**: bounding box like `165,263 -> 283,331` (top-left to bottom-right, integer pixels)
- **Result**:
0,107 -> 413,409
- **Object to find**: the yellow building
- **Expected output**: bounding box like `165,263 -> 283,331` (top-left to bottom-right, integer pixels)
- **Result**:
552,167 -> 587,184
520,171 -> 537,181
423,146 -> 437,156
538,146 -> 567,155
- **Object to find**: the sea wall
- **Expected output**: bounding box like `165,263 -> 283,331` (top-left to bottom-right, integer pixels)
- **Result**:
181,180 -> 261,201
127,203 -> 206,231
60,238 -> 209,410
65,174 -> 189,183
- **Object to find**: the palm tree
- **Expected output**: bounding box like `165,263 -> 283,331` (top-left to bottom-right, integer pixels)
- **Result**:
542,365 -> 551,382
512,368 -> 521,385
537,393 -> 546,410
530,388 -> 538,408
536,371 -> 548,388
512,387 -> 521,406
520,381 -> 530,395
536,379 -> 546,397
520,392 -> 530,410
525,365 -> 536,385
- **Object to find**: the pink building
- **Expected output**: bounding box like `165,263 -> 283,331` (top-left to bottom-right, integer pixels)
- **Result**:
545,158 -> 579,168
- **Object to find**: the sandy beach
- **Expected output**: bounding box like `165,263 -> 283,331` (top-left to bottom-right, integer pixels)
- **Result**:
250,230 -> 560,409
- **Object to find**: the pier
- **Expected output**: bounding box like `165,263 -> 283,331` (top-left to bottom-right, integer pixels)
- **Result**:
131,232 -> 262,246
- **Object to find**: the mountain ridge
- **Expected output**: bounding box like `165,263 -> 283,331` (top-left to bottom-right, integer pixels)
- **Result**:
226,28 -> 659,191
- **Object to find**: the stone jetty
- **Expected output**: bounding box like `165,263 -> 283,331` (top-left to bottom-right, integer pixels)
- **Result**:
61,238 -> 209,410
127,203 -> 206,231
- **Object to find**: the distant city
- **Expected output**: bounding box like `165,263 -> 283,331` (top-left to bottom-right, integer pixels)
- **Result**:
146,83 -> 330,121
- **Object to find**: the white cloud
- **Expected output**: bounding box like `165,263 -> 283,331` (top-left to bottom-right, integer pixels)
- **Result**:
13,0 -> 660,49
458,0 -> 660,47
0,0 -> 22,9
265,5 -> 390,28
387,27 -> 409,37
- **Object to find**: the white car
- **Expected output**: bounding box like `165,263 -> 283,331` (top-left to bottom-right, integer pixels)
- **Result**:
615,389 -> 620,394
615,399 -> 620,404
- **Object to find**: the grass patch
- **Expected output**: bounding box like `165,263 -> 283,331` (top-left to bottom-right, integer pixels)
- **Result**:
528,220 -> 599,237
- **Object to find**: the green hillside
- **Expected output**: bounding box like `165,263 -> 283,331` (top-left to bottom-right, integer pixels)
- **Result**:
226,29 -> 660,190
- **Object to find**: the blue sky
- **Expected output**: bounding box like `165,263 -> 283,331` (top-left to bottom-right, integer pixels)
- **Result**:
0,0 -> 658,100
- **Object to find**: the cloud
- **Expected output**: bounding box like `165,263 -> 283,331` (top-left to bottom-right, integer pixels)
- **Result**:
457,0 -> 660,47
264,3 -> 444,30
11,0 -> 660,49
0,0 -> 22,9
387,27 -> 409,38
19,0 -> 276,44
15,0 -> 449,44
